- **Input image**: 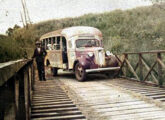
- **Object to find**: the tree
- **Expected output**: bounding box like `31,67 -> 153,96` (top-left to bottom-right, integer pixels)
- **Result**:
6,25 -> 20,36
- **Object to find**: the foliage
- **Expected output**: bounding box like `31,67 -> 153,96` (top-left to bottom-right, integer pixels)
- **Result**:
1,4 -> 165,62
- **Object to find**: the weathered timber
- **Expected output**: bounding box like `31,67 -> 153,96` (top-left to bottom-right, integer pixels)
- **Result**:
157,53 -> 163,86
0,59 -> 30,86
143,61 -> 157,82
118,50 -> 165,86
0,59 -> 34,120
125,59 -> 140,81
141,57 -> 158,84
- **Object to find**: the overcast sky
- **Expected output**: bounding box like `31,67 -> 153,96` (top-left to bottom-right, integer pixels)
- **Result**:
0,0 -> 152,34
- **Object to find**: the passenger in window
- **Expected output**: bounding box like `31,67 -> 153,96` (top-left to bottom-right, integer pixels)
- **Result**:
47,44 -> 52,50
32,41 -> 47,81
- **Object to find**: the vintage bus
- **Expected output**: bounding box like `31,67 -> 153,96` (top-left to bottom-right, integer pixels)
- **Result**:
40,26 -> 120,81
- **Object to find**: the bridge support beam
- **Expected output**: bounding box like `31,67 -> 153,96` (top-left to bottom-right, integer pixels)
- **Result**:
157,53 -> 163,87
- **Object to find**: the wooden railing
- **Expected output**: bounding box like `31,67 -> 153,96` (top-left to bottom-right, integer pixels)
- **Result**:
0,59 -> 35,120
116,50 -> 165,87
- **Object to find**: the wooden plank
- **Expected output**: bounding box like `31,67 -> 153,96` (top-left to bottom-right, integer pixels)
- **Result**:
24,69 -> 30,120
134,62 -> 139,72
143,61 -> 157,81
32,99 -> 71,104
149,94 -> 165,99
144,92 -> 165,96
141,56 -> 158,75
91,101 -> 145,109
125,59 -> 140,81
95,104 -> 155,113
31,107 -> 79,113
101,107 -> 161,117
32,101 -> 73,106
31,114 -> 85,120
32,94 -> 68,99
157,53 -> 163,86
32,96 -> 69,101
139,54 -> 143,81
141,58 -> 158,84
123,50 -> 165,54
115,57 -> 126,76
110,111 -> 165,120
0,59 -> 31,86
14,75 -> 19,119
31,111 -> 82,117
157,58 -> 165,69
32,104 -> 76,109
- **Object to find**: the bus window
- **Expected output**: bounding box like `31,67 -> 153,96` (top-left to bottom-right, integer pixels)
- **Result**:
46,38 -> 49,50
53,37 -> 55,44
56,36 -> 60,50
42,39 -> 45,48
49,38 -> 51,44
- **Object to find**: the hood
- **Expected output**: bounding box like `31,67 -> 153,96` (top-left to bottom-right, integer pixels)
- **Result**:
76,47 -> 104,52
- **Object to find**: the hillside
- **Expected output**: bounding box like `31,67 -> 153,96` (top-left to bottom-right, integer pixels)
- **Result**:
0,4 -> 165,62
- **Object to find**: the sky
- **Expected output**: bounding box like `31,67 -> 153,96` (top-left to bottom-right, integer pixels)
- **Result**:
0,0 -> 152,34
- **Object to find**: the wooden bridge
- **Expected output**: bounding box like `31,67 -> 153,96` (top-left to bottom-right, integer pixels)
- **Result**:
1,50 -> 165,120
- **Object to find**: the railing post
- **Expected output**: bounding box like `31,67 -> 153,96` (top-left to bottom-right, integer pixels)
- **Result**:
24,67 -> 30,120
139,53 -> 143,81
28,65 -> 32,118
123,54 -> 128,77
157,52 -> 163,86
14,75 -> 19,120
31,61 -> 35,91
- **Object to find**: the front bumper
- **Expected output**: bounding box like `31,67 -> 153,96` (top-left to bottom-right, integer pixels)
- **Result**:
85,67 -> 120,73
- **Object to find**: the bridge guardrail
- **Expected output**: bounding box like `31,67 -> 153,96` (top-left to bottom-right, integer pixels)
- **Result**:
0,59 -> 35,120
116,50 -> 165,87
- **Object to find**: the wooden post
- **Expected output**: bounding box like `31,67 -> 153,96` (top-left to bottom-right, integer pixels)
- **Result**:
14,75 -> 19,119
123,54 -> 128,77
24,67 -> 30,120
31,62 -> 35,91
139,54 -> 143,81
157,53 -> 163,86
27,66 -> 31,118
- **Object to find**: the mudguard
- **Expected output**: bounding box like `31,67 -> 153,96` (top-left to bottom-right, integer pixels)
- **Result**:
76,56 -> 92,70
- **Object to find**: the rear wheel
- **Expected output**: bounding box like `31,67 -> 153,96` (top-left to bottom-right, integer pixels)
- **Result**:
52,67 -> 58,76
75,63 -> 86,81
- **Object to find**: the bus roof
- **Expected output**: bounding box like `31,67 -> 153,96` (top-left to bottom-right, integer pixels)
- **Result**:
40,26 -> 102,40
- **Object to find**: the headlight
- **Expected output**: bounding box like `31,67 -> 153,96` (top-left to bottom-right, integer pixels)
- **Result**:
88,52 -> 94,57
106,51 -> 113,56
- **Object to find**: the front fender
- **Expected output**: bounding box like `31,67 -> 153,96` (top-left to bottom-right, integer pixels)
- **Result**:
77,57 -> 91,69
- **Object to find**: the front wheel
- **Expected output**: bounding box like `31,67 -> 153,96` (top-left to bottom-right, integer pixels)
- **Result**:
75,63 -> 86,81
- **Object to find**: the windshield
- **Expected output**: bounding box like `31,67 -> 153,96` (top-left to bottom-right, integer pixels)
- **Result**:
76,39 -> 100,48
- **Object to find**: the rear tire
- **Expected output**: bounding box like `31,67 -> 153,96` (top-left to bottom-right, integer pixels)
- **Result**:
75,63 -> 86,81
52,67 -> 58,76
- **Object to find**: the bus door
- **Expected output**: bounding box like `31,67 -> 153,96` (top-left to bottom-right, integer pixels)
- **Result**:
52,36 -> 63,68
62,37 -> 68,64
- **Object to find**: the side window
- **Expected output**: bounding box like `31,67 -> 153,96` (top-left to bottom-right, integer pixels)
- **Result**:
53,37 -> 55,44
46,38 -> 49,50
49,38 -> 51,44
55,36 -> 60,50
42,39 -> 45,48
47,38 -> 53,50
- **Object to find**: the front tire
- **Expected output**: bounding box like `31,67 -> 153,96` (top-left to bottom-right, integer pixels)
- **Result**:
75,63 -> 86,81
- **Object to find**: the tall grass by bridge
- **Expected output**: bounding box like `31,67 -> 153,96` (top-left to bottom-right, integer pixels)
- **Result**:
0,4 -> 165,62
